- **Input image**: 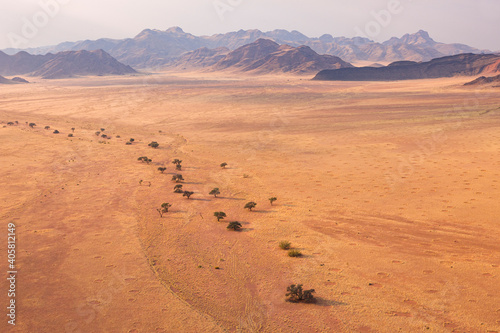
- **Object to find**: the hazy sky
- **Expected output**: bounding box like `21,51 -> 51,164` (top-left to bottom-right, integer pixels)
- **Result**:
1,0 -> 499,50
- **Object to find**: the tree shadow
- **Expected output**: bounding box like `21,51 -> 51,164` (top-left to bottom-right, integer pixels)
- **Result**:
190,198 -> 211,202
183,182 -> 203,185
253,210 -> 276,214
218,197 -> 246,201
314,297 -> 348,307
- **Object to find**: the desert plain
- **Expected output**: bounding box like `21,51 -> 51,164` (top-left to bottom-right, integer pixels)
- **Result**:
1,72 -> 500,332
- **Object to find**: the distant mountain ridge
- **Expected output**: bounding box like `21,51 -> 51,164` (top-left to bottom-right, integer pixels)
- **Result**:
313,53 -> 500,81
0,49 -> 136,79
2,28 -> 490,68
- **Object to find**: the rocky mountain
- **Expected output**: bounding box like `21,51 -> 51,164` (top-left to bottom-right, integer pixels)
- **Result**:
0,75 -> 28,84
0,51 -> 54,76
464,74 -> 500,86
31,49 -> 136,79
0,49 -> 136,79
169,47 -> 230,70
206,39 -> 353,74
313,53 -> 500,81
2,28 -> 490,68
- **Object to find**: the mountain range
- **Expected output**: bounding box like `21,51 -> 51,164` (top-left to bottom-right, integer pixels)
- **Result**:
0,49 -> 136,79
171,39 -> 353,74
313,53 -> 500,81
2,28 -> 490,68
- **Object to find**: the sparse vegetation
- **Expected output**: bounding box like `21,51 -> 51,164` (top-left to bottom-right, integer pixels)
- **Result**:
53,130 -> 59,134
71,127 -> 75,132
139,180 -> 151,187
158,167 -> 167,173
7,122 -> 14,126
288,249 -> 302,257
227,221 -> 242,231
173,184 -> 183,193
209,188 -> 220,197
100,128 -> 105,132
95,131 -> 100,136
44,126 -> 50,130
148,141 -> 159,149
171,174 -> 184,182
172,159 -> 182,165
279,241 -> 291,250
220,162 -> 227,169
129,138 -> 135,142
138,156 -> 152,164
68,134 -> 73,137
126,142 -> 132,145
244,202 -> 257,211
214,212 -> 226,222
101,134 -> 107,139
285,284 -> 315,303
175,164 -> 182,171
269,197 -> 277,205
29,123 -> 36,128
183,191 -> 194,199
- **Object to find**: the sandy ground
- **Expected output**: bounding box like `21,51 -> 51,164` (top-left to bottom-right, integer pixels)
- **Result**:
1,73 -> 500,332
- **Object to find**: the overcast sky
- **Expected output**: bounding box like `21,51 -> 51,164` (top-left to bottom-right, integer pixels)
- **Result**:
1,0 -> 499,51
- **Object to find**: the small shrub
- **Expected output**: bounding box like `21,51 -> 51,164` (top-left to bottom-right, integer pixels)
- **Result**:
126,142 -> 132,145
129,138 -> 135,142
28,122 -> 36,128
53,130 -> 59,134
244,202 -> 257,211
158,167 -> 167,173
95,131 -> 101,136
171,174 -> 184,182
279,241 -> 291,250
44,125 -> 50,130
148,141 -> 159,149
68,134 -> 73,137
220,162 -> 227,168
269,197 -> 277,205
285,284 -> 315,303
288,249 -> 302,257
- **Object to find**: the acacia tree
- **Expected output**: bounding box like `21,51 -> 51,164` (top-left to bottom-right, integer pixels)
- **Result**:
214,212 -> 226,222
285,284 -> 315,303
149,141 -> 159,149
158,167 -> 167,173
209,188 -> 220,197
175,164 -> 182,171
220,162 -> 227,169
244,202 -> 257,211
173,184 -> 183,193
183,191 -> 194,199
171,174 -> 184,182
29,123 -> 36,128
44,126 -> 50,130
157,203 -> 172,217
269,197 -> 277,205
227,221 -> 242,231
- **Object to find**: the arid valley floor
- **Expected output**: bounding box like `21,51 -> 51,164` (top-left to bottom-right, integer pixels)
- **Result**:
1,73 -> 500,332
